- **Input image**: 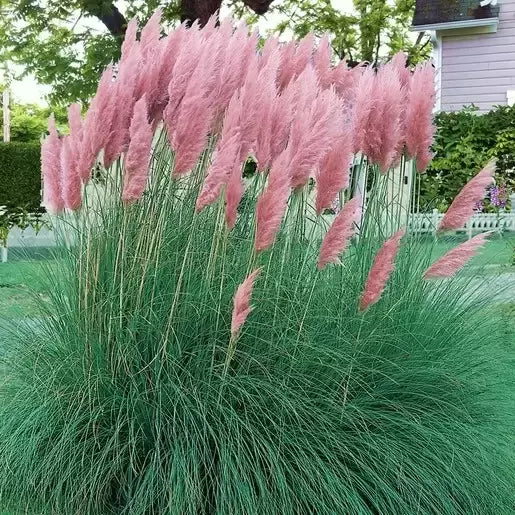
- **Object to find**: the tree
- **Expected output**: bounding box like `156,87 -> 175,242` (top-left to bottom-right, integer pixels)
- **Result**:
0,0 -> 427,106
268,0 -> 430,65
0,0 -> 274,105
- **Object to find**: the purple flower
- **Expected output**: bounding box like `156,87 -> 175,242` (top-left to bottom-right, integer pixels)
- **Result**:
489,184 -> 509,208
474,200 -> 484,212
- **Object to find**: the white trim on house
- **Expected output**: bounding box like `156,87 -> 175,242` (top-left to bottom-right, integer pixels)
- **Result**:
507,90 -> 515,106
410,17 -> 499,33
431,31 -> 443,112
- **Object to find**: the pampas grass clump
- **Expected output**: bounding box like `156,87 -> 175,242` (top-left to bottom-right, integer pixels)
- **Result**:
1,12 -> 514,514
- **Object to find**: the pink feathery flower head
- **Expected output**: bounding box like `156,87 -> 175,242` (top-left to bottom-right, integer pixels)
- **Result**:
332,61 -> 361,101
391,53 -> 412,165
80,65 -> 116,177
424,232 -> 492,279
315,127 -> 353,214
289,87 -> 343,190
67,103 -> 83,141
104,47 -> 141,168
359,228 -> 405,311
120,18 -> 139,65
255,149 -> 292,252
269,82 -> 295,164
404,62 -> 436,172
352,66 -> 376,154
293,33 -> 315,78
317,195 -> 361,269
391,52 -> 411,90
61,136 -> 82,211
364,64 -> 403,173
41,116 -> 64,214
122,96 -> 153,203
259,36 -> 280,72
139,8 -> 162,60
163,27 -> 205,132
225,161 -> 244,230
313,34 -> 333,89
438,162 -> 496,232
277,40 -> 297,90
231,267 -> 262,337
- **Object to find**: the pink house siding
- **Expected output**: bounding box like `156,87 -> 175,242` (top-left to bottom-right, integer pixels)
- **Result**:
440,0 -> 515,112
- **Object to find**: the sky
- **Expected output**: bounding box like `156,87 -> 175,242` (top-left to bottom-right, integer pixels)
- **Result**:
8,0 -> 355,106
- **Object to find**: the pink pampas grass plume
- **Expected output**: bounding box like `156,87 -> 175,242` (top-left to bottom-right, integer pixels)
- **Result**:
363,64 -> 403,173
289,87 -> 343,190
318,195 -> 361,270
359,228 -> 405,311
405,62 -> 436,172
120,18 -> 139,65
41,116 -> 64,214
255,150 -> 292,252
196,93 -> 242,212
352,66 -> 376,154
231,267 -> 262,337
313,34 -> 332,89
424,232 -> 492,279
139,9 -> 162,59
315,128 -> 353,214
438,162 -> 495,232
67,103 -> 83,141
225,162 -> 244,230
61,136 -> 82,211
122,96 -> 153,203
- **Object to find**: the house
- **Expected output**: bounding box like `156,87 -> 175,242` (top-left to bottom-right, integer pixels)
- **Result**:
411,0 -> 515,112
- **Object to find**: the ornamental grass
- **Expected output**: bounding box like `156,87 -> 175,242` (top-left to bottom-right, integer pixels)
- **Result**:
0,10 -> 513,514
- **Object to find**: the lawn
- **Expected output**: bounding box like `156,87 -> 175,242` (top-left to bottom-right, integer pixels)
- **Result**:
0,234 -> 513,321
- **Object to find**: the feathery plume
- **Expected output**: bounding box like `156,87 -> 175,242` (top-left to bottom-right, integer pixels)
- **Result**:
424,232 -> 492,279
41,116 -> 64,214
225,162 -> 244,230
139,9 -> 162,59
67,103 -> 83,141
352,66 -> 376,154
61,136 -> 82,211
363,64 -> 403,173
315,128 -> 353,214
313,34 -> 332,89
231,267 -> 262,337
255,149 -> 291,252
405,62 -> 435,172
122,96 -> 153,203
120,18 -> 139,65
359,228 -> 405,311
438,162 -> 495,232
196,93 -> 242,211
317,195 -> 361,269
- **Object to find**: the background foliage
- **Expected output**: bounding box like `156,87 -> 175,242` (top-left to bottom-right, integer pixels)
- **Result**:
0,142 -> 45,244
0,0 -> 428,105
421,105 -> 515,211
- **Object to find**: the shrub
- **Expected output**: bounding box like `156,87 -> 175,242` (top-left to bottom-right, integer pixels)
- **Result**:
0,15 -> 514,515
422,105 -> 515,211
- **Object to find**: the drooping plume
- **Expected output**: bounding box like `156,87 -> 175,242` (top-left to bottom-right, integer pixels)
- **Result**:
61,136 -> 82,211
231,267 -> 262,337
424,232 -> 492,279
41,116 -> 64,214
359,228 -> 405,311
438,162 -> 495,232
405,62 -> 436,172
315,128 -> 353,214
317,195 -> 361,270
352,66 -> 376,154
122,96 -> 153,203
255,149 -> 291,252
313,34 -> 332,89
196,94 -> 242,212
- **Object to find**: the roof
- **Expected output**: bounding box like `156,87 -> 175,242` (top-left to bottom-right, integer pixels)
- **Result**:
412,0 -> 500,27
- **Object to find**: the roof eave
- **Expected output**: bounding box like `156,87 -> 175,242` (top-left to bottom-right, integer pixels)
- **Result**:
410,17 -> 499,32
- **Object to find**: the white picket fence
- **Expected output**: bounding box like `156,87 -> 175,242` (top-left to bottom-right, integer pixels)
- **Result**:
410,209 -> 515,237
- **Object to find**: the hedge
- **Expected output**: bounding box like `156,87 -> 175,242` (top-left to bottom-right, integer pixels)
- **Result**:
0,142 -> 42,212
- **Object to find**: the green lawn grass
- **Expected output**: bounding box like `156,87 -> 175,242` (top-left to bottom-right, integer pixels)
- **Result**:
1,235 -> 513,320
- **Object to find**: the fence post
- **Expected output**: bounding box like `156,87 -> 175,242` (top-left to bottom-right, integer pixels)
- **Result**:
432,209 -> 439,235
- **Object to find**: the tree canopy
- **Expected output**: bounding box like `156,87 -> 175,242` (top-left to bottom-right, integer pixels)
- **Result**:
0,0 -> 428,106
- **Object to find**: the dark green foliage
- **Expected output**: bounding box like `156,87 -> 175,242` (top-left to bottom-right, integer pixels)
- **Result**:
0,144 -> 513,513
0,142 -> 42,211
422,105 -> 515,211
